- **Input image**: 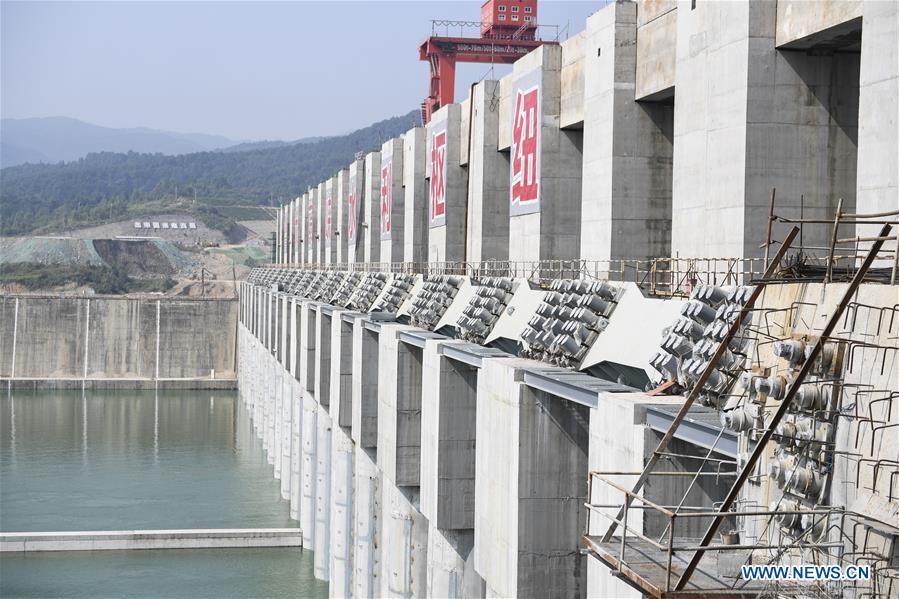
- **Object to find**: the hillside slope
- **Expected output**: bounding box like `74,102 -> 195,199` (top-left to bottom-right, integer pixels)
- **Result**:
0,110 -> 420,235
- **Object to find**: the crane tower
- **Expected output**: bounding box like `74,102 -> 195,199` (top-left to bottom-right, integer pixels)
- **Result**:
418,0 -> 556,124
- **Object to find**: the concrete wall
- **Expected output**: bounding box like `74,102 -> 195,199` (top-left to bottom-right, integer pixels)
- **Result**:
403,127 -> 428,265
856,0 -> 898,244
508,44 -> 583,264
0,296 -> 237,382
347,159 -> 364,265
636,0 -> 676,100
380,139 -> 404,263
427,104 -> 468,263
363,152 -> 381,263
581,2 -> 673,265
466,80 -> 510,263
335,169 -> 349,265
276,0 -> 893,268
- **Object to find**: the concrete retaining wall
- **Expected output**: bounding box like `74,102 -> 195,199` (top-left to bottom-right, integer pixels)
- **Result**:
0,296 -> 237,384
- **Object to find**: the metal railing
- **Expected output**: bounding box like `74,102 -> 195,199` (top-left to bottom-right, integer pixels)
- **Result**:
260,257 -> 770,297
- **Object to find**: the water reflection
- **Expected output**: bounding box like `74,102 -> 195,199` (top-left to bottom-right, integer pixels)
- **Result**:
0,389 -> 292,532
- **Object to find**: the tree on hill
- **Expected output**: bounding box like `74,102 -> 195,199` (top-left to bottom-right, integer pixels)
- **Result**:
0,110 -> 420,235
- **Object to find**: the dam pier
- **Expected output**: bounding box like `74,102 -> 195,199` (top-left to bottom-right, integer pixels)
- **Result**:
243,2 -> 898,596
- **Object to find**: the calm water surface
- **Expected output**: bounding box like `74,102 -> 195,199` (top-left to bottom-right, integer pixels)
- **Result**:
0,389 -> 325,598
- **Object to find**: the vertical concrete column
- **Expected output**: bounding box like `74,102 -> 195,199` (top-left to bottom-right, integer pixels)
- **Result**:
330,312 -> 354,431
347,158 -> 365,266
302,392 -> 318,550
420,340 -> 485,598
467,80 -> 510,263
474,357 -> 589,598
305,191 -> 315,264
330,425 -> 355,598
380,482 -> 429,599
857,0 -> 898,243
508,44 -> 583,264
277,209 -> 283,264
363,151 -> 382,264
586,395 -> 655,599
352,318 -> 380,450
324,177 -> 336,265
314,408 -> 332,581
335,168 -> 349,265
403,127 -> 428,265
672,0 -> 860,258
306,187 -> 321,264
353,445 -> 381,598
582,2 -> 672,265
380,138 -> 405,264
376,323 -> 429,597
273,359 -> 282,478
290,300 -> 303,520
315,308 -> 332,409
288,201 -> 294,265
378,325 -> 423,488
319,181 -> 330,265
427,104 -> 469,263
293,196 -> 302,264
280,374 -> 292,500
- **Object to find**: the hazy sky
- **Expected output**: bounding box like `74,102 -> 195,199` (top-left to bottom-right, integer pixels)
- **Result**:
1,1 -> 600,141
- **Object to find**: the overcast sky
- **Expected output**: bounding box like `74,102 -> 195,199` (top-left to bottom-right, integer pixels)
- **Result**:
1,1 -> 600,141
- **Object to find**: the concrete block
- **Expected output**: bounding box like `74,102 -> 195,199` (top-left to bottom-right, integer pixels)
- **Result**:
363,152 -> 382,263
636,4 -> 676,100
466,80 -> 510,263
353,445 -> 381,599
330,425 -> 354,598
427,104 -> 469,263
561,32 -> 586,128
315,307 -> 332,408
857,0 -> 899,246
314,408 -> 332,581
427,528 -> 485,599
301,392 -> 318,550
377,323 -> 423,488
421,340 -> 478,531
380,483 -> 428,598
290,378 -> 302,521
508,44 -> 583,263
403,127 -> 428,264
582,1 -> 672,264
380,138 -> 405,263
352,318 -> 380,449
474,357 -> 588,598
347,158 -> 365,265
329,310 -> 354,430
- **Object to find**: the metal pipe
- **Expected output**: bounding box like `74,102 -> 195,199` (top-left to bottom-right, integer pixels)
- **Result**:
674,223 -> 893,591
599,226 -> 801,544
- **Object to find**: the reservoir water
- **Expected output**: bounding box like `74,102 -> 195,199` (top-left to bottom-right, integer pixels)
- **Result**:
0,390 -> 327,598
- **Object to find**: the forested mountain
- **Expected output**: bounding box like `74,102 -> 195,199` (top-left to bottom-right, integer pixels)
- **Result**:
0,110 -> 420,235
1,117 -> 236,167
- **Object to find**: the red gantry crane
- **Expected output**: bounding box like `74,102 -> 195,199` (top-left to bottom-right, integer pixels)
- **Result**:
418,0 -> 557,124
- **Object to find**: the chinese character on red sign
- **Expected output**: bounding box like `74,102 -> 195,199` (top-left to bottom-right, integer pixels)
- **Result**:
381,162 -> 392,235
430,130 -> 447,223
511,86 -> 539,206
347,177 -> 356,242
325,192 -> 332,242
307,201 -> 313,246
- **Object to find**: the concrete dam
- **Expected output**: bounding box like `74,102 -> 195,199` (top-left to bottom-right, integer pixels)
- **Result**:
243,1 -> 898,596
6,0 -> 899,597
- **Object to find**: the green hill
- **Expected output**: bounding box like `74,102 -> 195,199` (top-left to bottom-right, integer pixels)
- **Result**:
0,110 -> 420,236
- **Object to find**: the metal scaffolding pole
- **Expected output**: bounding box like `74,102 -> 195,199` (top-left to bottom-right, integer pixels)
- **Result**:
600,226 -> 801,544
674,223 -> 892,590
